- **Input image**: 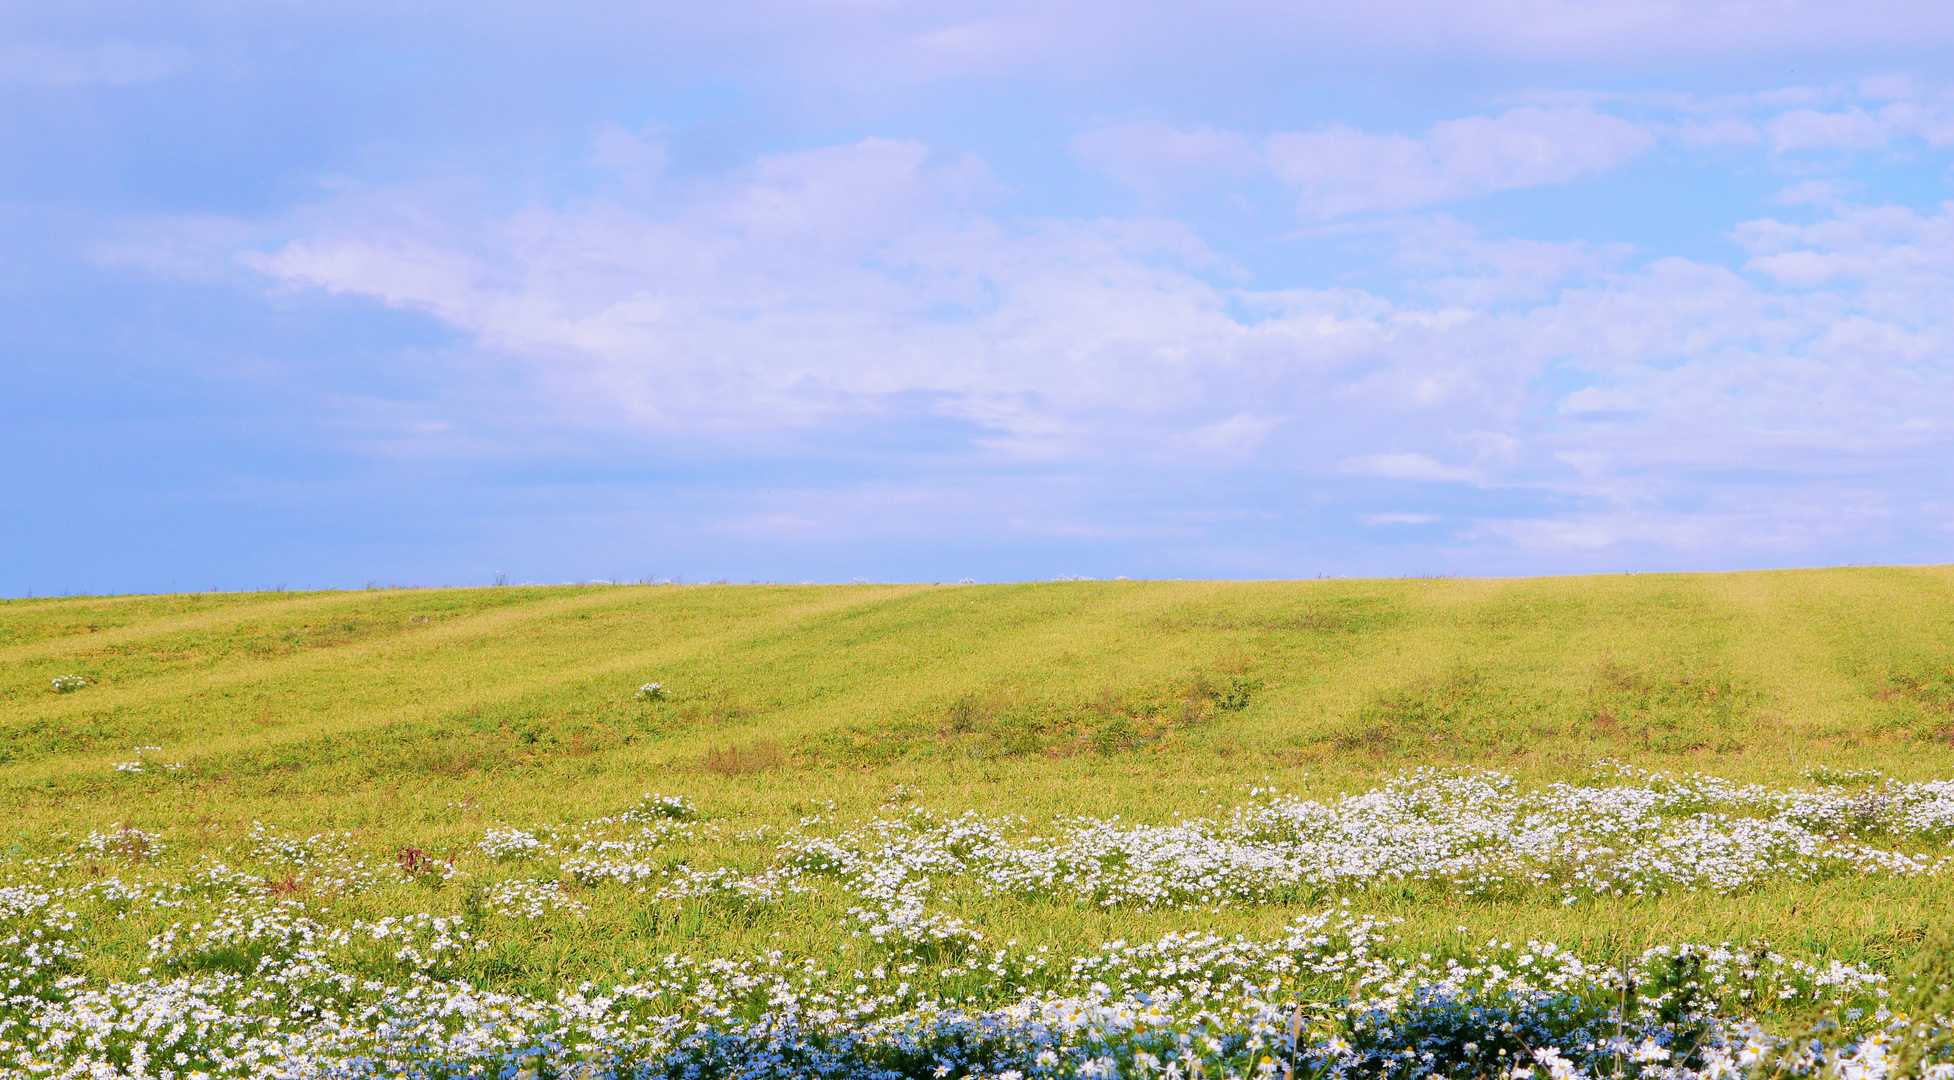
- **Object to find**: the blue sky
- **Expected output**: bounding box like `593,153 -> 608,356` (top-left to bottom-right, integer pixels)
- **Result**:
5,1 -> 1954,593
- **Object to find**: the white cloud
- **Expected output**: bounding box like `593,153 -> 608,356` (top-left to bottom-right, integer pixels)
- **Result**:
1735,201 -> 1954,297
1766,98 -> 1954,152
1382,215 -> 1631,305
1558,386 -> 1642,416
1075,107 -> 1659,220
1264,107 -> 1654,218
1173,412 -> 1281,457
1668,116 -> 1761,147
1363,512 -> 1438,525
242,138 -> 1274,459
1768,108 -> 1892,151
1469,492 -> 1895,559
1344,453 -> 1483,483
216,126 -> 1954,564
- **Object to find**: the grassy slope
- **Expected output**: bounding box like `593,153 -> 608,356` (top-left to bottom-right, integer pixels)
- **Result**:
4,568 -> 1953,990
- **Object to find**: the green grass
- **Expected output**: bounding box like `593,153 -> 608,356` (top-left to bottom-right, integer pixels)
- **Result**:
4,567 -> 1954,996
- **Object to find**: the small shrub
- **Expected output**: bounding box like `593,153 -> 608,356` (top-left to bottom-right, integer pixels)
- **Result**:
397,847 -> 452,886
945,694 -> 986,733
1184,669 -> 1216,703
1214,675 -> 1255,711
1090,715 -> 1144,753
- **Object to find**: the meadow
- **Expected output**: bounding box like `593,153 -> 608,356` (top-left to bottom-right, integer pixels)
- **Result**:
3,568 -> 1954,1079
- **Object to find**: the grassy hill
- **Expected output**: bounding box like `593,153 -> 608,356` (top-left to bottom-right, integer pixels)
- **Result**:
8,568 -> 1954,806
7,569 -> 1954,903
3,568 -> 1954,1076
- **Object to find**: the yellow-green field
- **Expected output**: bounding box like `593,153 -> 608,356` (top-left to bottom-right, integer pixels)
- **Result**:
7,568 -> 1954,965
4,568 -> 1954,1077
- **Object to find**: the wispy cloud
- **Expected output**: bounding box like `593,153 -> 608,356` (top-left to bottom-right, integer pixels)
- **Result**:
1343,454 -> 1484,484
1077,107 -> 1659,220
1766,99 -> 1954,152
1265,108 -> 1655,218
205,124 -> 1954,572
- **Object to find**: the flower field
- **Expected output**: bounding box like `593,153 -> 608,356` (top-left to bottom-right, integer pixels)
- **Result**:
4,767 -> 1953,1078
4,572 -> 1954,1078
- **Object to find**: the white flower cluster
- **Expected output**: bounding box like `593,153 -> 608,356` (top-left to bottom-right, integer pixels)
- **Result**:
636,682 -> 671,701
0,768 -> 1948,1079
776,767 -> 1954,913
483,878 -> 590,919
652,864 -> 808,906
478,827 -> 545,859
618,792 -> 696,822
49,675 -> 86,693
240,822 -> 386,896
1805,766 -> 1887,787
559,817 -> 711,886
79,826 -> 166,861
